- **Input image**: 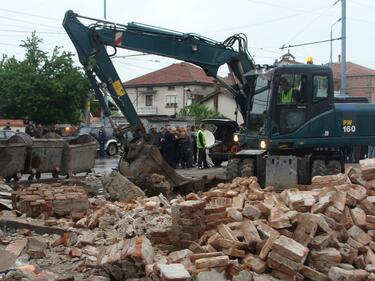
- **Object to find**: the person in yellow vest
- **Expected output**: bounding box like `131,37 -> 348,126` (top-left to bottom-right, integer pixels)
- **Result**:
196,124 -> 208,169
279,77 -> 294,104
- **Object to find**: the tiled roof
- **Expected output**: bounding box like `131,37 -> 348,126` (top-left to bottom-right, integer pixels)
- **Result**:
124,62 -> 216,87
331,62 -> 375,78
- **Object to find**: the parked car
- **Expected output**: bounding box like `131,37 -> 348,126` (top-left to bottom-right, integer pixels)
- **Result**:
0,129 -> 16,140
76,126 -> 119,156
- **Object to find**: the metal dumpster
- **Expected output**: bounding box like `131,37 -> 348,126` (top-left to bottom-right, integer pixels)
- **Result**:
30,139 -> 65,178
0,135 -> 28,181
60,134 -> 97,176
15,133 -> 65,179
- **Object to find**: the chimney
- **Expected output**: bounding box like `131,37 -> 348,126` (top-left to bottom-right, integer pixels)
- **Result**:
338,54 -> 341,63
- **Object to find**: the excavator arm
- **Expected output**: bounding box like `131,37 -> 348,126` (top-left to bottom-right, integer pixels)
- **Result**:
62,10 -> 257,192
62,10 -> 256,124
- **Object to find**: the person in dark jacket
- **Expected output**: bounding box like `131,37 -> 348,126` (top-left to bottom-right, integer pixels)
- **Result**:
98,126 -> 106,158
4,122 -> 11,130
164,127 -> 178,168
190,125 -> 197,166
25,120 -> 37,137
179,129 -> 193,168
159,127 -> 166,156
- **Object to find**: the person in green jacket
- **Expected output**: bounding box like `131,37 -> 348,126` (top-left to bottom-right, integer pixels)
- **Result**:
279,77 -> 294,104
197,124 -> 208,169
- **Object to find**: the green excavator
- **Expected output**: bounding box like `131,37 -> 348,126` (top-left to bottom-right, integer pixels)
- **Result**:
63,10 -> 375,189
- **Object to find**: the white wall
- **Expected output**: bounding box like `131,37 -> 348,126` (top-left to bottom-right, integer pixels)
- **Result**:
218,94 -> 243,124
201,93 -> 243,124
125,85 -> 214,115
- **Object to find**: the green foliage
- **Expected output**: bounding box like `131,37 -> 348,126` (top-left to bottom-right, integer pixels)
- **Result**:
178,102 -> 223,120
0,32 -> 89,124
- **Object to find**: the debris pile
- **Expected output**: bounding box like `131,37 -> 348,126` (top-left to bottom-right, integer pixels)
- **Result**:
2,160 -> 375,280
101,171 -> 145,201
11,183 -> 89,218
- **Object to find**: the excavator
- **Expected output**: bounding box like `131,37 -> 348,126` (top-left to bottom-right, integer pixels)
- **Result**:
63,11 -> 375,189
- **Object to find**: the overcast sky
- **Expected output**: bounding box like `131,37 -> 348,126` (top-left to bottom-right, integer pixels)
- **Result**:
1,0 -> 373,81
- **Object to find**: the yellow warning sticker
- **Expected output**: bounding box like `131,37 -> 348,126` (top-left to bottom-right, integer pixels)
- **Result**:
112,80 -> 126,96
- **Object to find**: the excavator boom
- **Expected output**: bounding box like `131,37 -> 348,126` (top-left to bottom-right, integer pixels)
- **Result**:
62,10 -> 256,192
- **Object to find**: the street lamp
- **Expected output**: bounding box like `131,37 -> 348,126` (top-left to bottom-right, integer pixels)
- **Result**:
330,18 -> 341,68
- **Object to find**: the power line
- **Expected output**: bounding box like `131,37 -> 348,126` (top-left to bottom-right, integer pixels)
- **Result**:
0,7 -> 60,21
280,37 -> 342,50
0,22 -> 62,32
283,3 -> 337,46
0,15 -> 61,30
0,29 -> 65,35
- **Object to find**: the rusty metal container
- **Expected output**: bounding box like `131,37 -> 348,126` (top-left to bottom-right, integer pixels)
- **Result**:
60,134 -> 97,176
0,136 -> 28,181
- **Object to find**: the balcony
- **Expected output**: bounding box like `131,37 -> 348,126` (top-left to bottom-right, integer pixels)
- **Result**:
136,106 -> 158,115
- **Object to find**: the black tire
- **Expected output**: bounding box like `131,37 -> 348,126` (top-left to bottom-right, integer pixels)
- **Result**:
106,142 -> 118,156
240,159 -> 255,177
35,172 -> 41,180
311,160 -> 326,177
226,158 -> 241,180
326,160 -> 341,175
212,158 -> 223,167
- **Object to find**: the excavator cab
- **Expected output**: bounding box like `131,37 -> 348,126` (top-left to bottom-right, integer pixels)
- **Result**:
242,64 -> 334,150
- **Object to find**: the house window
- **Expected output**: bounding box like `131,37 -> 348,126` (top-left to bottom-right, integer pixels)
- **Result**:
202,85 -> 207,90
145,95 -> 153,106
146,86 -> 153,91
168,86 -> 175,91
166,95 -> 178,108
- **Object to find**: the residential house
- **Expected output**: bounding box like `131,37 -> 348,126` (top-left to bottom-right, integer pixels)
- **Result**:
331,61 -> 375,101
198,88 -> 243,124
123,62 -> 216,116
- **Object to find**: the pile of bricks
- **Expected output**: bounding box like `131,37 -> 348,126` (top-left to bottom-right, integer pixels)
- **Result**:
171,200 -> 206,248
11,183 -> 89,218
97,236 -> 154,281
140,161 -> 375,280
9,159 -> 375,280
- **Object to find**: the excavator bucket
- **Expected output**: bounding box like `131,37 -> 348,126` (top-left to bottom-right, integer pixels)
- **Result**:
118,144 -> 202,193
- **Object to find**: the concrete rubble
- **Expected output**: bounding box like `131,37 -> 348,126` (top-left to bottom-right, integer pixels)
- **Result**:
1,160 -> 375,280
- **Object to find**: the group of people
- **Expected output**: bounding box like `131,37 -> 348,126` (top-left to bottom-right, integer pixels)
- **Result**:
149,124 -> 209,169
25,121 -> 62,138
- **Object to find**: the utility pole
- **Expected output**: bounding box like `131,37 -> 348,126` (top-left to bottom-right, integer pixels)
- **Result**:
104,0 -> 107,19
340,0 -> 346,96
103,0 -> 110,126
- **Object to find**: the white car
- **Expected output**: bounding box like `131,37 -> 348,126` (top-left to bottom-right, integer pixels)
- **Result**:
77,127 -> 119,156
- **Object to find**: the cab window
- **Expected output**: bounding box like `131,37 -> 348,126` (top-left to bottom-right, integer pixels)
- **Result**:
313,75 -> 329,102
277,74 -> 307,105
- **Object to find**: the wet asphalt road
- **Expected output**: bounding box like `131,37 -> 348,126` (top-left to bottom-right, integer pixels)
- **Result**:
16,154 -> 357,182
94,155 -> 225,179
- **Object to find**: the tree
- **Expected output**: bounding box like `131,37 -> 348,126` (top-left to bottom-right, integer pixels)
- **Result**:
178,102 -> 223,120
0,32 -> 89,124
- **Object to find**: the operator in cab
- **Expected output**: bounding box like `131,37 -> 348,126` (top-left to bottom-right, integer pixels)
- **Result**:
279,77 -> 295,105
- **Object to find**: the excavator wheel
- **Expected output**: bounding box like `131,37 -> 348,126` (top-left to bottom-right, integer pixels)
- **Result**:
240,159 -> 255,177
326,160 -> 341,175
226,158 -> 241,180
311,160 -> 326,177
